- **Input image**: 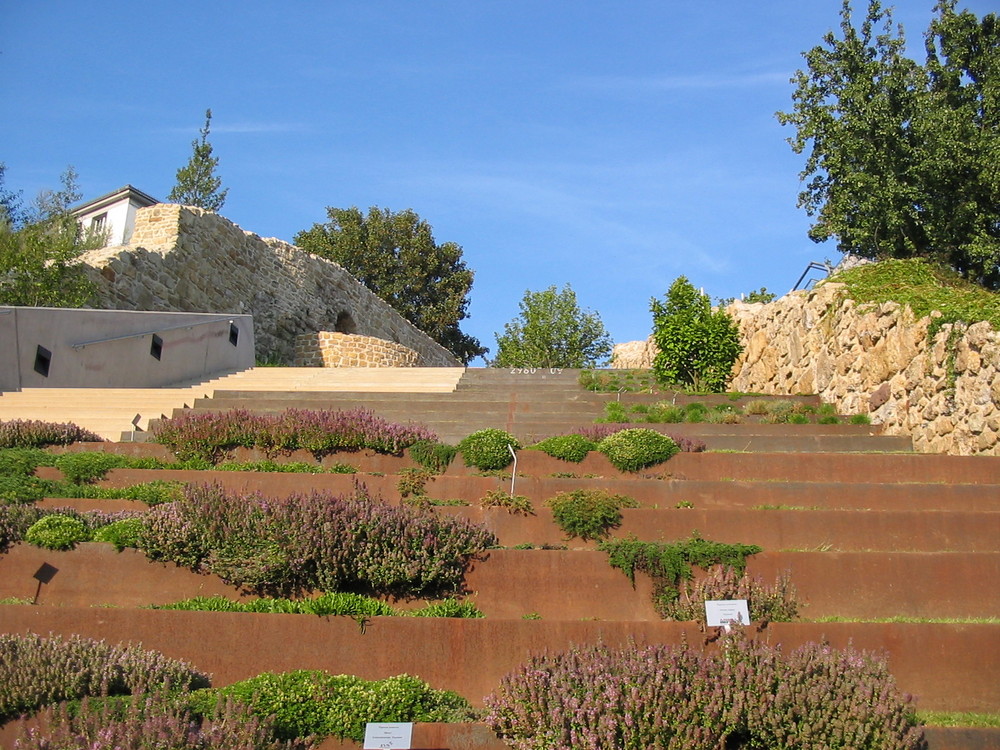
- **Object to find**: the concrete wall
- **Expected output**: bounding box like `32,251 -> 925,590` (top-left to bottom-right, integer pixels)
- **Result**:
77,205 -> 460,367
0,307 -> 254,391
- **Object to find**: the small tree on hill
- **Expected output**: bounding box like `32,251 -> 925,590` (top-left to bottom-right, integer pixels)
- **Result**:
168,109 -> 228,212
651,276 -> 742,392
492,284 -> 612,369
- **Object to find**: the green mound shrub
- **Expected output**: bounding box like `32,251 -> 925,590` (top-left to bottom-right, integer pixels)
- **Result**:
24,514 -> 91,550
408,439 -> 458,472
457,429 -> 520,470
531,434 -> 596,463
486,635 -> 922,749
546,489 -> 637,541
597,428 -> 679,472
187,671 -> 475,741
92,518 -> 145,552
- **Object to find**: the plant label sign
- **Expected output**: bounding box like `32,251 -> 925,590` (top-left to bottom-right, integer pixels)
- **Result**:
705,599 -> 750,631
363,722 -> 413,749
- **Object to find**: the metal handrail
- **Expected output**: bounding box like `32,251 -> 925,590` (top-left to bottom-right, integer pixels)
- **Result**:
791,261 -> 834,292
70,316 -> 236,350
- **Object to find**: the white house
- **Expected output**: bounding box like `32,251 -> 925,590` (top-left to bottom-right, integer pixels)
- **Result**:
72,185 -> 158,247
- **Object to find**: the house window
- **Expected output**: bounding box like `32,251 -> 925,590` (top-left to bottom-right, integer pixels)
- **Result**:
91,213 -> 108,232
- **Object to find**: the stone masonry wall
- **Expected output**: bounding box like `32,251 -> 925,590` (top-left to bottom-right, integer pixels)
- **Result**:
611,283 -> 1000,456
77,205 -> 460,367
294,332 -> 419,368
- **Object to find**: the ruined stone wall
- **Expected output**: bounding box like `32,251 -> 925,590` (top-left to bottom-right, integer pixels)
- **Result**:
77,205 -> 460,367
294,332 -> 419,368
611,283 -> 1000,456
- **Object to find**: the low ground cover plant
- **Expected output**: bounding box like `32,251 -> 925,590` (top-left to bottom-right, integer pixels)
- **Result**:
485,633 -> 922,749
480,489 -> 535,515
139,484 -> 497,598
407,439 -> 458,472
597,428 -> 679,472
457,429 -> 520,470
0,419 -> 104,449
600,533 -> 762,615
186,670 -> 476,742
0,633 -> 209,723
149,593 -> 484,619
151,408 -> 436,463
546,489 -> 637,541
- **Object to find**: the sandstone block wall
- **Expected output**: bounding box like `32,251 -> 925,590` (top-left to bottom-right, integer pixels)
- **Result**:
611,283 -> 1000,456
294,332 -> 419,368
77,205 -> 460,367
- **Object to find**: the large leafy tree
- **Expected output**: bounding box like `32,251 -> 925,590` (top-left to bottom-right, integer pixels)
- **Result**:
779,0 -> 999,289
295,206 -> 487,363
0,165 -> 99,307
651,277 -> 742,393
492,284 -> 612,369
168,109 -> 228,212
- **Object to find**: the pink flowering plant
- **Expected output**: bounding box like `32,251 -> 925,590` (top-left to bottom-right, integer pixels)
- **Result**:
139,483 -> 497,597
151,408 -> 436,463
485,633 -> 922,750
0,419 -> 104,448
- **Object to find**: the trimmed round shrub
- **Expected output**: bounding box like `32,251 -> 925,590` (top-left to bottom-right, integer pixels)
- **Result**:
23,514 -> 91,550
92,518 -> 145,551
486,635 -> 922,750
597,428 -> 679,472
531,434 -> 596,463
546,489 -> 637,540
187,670 -> 475,741
457,429 -> 520,470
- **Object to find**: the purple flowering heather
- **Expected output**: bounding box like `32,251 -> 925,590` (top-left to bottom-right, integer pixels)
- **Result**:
0,419 -> 104,448
485,632 -> 922,750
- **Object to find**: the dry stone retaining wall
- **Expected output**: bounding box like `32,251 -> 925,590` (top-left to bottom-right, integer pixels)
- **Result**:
77,204 -> 459,367
294,332 -> 419,368
611,283 -> 1000,456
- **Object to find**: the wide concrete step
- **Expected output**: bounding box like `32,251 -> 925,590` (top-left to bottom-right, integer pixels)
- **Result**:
199,366 -> 465,393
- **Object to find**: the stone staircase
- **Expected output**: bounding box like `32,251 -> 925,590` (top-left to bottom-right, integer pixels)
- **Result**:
0,367 -> 997,749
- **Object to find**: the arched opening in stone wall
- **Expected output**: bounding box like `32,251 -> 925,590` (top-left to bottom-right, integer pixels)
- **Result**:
334,311 -> 357,334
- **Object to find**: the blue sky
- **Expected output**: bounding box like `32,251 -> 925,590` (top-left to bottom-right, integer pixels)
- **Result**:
2,1 -> 992,363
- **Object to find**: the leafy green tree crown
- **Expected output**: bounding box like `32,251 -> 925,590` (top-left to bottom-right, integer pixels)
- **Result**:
650,276 -> 742,392
492,284 -> 612,369
294,206 -> 486,364
779,0 -> 999,289
168,109 -> 228,212
0,165 -> 99,307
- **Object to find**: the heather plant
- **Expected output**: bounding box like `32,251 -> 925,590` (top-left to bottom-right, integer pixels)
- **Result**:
457,429 -> 520,470
0,419 -> 104,449
0,633 -> 210,722
600,533 -> 762,614
0,504 -> 42,553
480,489 -> 535,515
23,514 -> 91,550
546,489 -> 637,541
531,434 -> 596,463
139,484 -> 497,597
14,693 -> 301,750
485,634 -> 922,749
597,428 -> 679,472
186,671 -> 476,742
151,408 -> 436,463
664,566 -> 799,622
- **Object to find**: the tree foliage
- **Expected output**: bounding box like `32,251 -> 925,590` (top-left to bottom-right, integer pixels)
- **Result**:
168,109 -> 228,212
492,284 -> 612,369
0,165 -> 99,307
779,0 -> 999,289
295,206 -> 486,363
651,276 -> 742,392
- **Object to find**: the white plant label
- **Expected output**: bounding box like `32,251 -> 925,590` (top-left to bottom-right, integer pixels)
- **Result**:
705,599 -> 751,631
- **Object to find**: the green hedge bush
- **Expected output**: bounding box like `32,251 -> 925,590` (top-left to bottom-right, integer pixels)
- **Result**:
597,428 -> 679,472
531,434 -> 596,463
457,429 -> 520,470
24,514 -> 91,550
